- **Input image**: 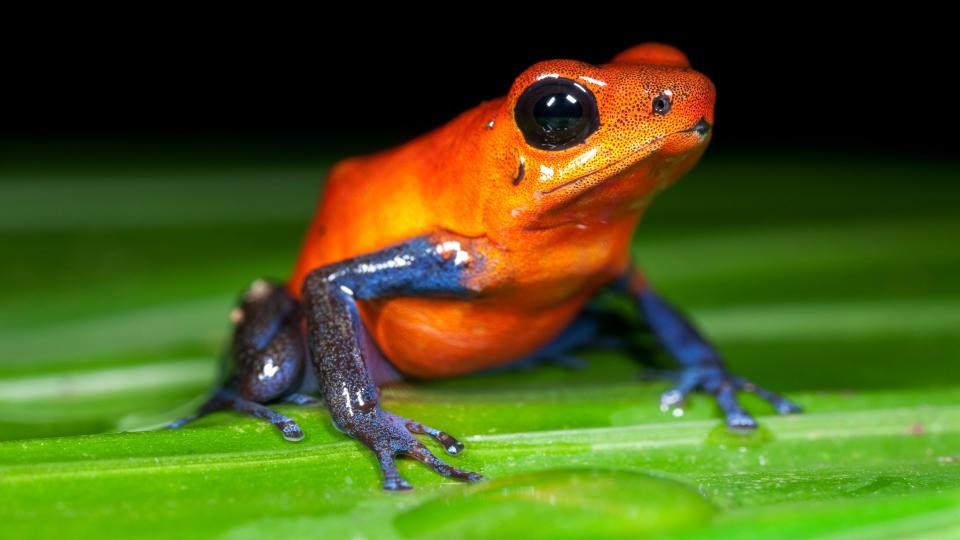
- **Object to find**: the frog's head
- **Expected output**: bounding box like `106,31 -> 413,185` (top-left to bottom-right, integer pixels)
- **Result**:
487,43 -> 715,228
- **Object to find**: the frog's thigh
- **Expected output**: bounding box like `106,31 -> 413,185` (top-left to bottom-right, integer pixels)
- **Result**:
168,279 -> 310,442
228,279 -> 308,402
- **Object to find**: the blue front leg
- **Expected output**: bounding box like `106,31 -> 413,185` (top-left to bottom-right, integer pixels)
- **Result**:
302,234 -> 488,490
623,271 -> 802,428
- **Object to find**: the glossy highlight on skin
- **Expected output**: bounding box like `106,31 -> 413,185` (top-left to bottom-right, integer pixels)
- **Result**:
289,43 -> 716,377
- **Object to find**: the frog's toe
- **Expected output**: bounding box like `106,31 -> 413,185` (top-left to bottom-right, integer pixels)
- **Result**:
383,410 -> 468,456
372,432 -> 482,491
725,410 -> 759,430
405,441 -> 484,483
657,367 -> 705,414
365,408 -> 481,490
734,376 -> 803,415
384,476 -> 414,491
376,450 -> 414,491
713,381 -> 759,429
659,388 -> 687,414
659,367 -> 801,428
280,421 -> 305,442
416,425 -> 465,456
178,389 -> 307,442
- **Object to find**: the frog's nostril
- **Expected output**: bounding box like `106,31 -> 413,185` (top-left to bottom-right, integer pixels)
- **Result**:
690,117 -> 711,136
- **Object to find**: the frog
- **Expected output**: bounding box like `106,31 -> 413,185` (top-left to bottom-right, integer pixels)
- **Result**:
168,43 -> 801,491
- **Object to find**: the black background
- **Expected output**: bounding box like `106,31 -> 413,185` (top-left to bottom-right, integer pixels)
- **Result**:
6,16 -> 955,155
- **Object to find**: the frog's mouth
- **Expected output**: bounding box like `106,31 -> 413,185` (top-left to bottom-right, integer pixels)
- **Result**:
536,118 -> 711,198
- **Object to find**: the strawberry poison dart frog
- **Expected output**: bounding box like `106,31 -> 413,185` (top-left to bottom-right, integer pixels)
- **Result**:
169,43 -> 801,490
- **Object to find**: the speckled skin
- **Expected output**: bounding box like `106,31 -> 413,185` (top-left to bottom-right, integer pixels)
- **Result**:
230,282 -> 305,403
169,44 -> 802,490
301,237 -> 486,488
167,281 -> 312,441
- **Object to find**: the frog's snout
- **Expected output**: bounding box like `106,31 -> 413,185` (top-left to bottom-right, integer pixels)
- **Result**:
672,116 -> 711,141
690,117 -> 711,137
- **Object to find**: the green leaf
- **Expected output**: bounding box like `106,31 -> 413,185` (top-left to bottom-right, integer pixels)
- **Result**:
1,149 -> 959,539
394,469 -> 718,539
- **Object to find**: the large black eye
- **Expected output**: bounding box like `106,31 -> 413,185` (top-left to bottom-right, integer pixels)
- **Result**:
514,78 -> 599,151
652,93 -> 672,115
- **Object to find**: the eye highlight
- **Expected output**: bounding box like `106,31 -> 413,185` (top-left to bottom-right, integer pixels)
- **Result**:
652,93 -> 672,115
514,78 -> 600,151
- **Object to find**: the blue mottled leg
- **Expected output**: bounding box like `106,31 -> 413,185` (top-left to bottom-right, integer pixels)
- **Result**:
620,270 -> 801,427
502,307 -> 652,372
167,280 -> 309,439
498,315 -> 601,371
166,388 -> 304,440
303,235 -> 489,490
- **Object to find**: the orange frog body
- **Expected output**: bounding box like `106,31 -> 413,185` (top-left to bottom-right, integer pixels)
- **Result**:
170,44 -> 801,491
290,44 -> 711,377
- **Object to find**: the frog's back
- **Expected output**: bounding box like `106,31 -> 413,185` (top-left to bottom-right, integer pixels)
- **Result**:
288,102 -> 499,294
289,148 -> 432,288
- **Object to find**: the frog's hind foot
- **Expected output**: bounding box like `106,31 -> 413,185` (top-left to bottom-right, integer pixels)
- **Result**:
655,366 -> 802,429
166,389 -> 306,441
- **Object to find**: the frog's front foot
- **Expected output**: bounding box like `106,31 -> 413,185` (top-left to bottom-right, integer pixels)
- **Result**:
657,366 -> 802,429
336,407 -> 483,491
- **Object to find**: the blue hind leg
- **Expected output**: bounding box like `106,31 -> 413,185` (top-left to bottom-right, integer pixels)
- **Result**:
619,269 -> 802,428
501,304 -> 655,372
167,279 -> 311,440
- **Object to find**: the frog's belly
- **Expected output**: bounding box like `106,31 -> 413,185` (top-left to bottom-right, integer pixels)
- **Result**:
358,294 -> 590,378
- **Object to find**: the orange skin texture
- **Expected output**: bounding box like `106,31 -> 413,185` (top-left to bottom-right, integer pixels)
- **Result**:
289,44 -> 716,378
